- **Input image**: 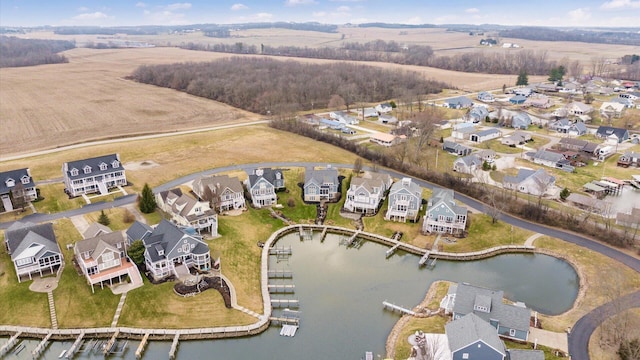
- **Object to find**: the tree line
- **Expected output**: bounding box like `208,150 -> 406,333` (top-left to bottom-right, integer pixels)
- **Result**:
129,57 -> 448,114
499,27 -> 640,46
0,36 -> 75,68
179,40 -> 556,75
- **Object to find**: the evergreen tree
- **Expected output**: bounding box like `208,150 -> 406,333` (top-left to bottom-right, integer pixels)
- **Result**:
97,210 -> 110,226
127,240 -> 146,265
139,183 -> 157,214
560,188 -> 570,201
516,69 -> 528,86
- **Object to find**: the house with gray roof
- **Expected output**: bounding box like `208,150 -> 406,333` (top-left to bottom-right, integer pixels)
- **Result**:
611,96 -> 635,108
567,101 -> 593,116
74,231 -> 142,293
330,110 -> 359,125
595,126 -> 630,144
452,154 -> 482,174
618,151 -> 640,168
477,91 -> 495,103
344,172 -> 393,215
4,221 -> 63,283
503,168 -> 556,196
501,131 -> 531,146
511,113 -> 532,130
385,178 -> 422,222
468,105 -> 489,123
525,149 -> 573,171
507,349 -> 545,360
304,167 -> 340,203
245,168 -> 285,208
549,119 -> 587,136
423,189 -> 467,235
449,283 -> 531,342
83,222 -> 112,239
446,313 -> 506,360
192,174 -> 246,212
126,221 -> 153,245
0,168 -> 37,213
445,96 -> 474,109
140,219 -> 211,281
443,141 -> 473,156
375,103 -> 393,114
62,153 -> 126,197
157,188 -> 218,236
470,128 -> 502,143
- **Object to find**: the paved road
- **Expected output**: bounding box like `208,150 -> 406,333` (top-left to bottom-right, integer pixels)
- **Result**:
1,161 -> 638,359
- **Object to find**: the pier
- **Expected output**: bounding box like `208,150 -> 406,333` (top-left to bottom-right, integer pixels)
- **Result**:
268,284 -> 296,293
342,230 -> 362,248
299,226 -> 313,241
32,331 -> 52,358
385,243 -> 401,258
268,269 -> 293,278
269,246 -> 292,255
279,324 -> 298,337
382,301 -> 416,316
271,299 -> 300,308
418,251 -> 430,266
320,227 -> 328,242
169,333 -> 180,360
65,331 -> 85,358
135,333 -> 150,359
0,331 -> 22,357
102,329 -> 119,355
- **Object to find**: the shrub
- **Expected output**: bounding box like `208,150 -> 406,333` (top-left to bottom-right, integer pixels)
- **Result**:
122,210 -> 136,223
287,198 -> 296,208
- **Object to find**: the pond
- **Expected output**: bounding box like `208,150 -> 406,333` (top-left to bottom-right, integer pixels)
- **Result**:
5,231 -> 579,359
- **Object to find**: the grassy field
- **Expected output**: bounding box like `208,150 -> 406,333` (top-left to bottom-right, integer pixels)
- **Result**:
589,308 -> 640,360
440,213 -> 533,252
83,207 -> 135,232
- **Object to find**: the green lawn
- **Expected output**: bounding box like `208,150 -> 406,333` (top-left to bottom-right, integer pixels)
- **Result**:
441,213 -> 533,253
33,183 -> 85,214
141,209 -> 164,225
394,316 -> 447,358
504,340 -> 565,360
84,207 -> 134,231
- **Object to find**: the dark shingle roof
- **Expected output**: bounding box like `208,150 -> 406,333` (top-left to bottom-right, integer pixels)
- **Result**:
63,153 -> 123,180
5,221 -> 60,259
126,221 -> 153,242
507,349 -> 545,360
0,168 -> 35,195
247,168 -> 284,190
446,313 -> 506,355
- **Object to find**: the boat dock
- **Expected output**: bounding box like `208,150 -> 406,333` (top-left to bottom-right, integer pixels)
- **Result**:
268,284 -> 295,293
32,331 -> 52,358
135,333 -> 150,359
0,331 -> 22,357
268,269 -> 293,278
169,333 -> 180,360
64,331 -> 85,358
279,325 -> 298,337
385,242 -> 401,258
320,227 -> 328,242
299,226 -> 313,241
271,299 -> 299,308
102,329 -> 119,355
269,246 -> 292,255
418,251 -> 430,266
382,301 -> 416,316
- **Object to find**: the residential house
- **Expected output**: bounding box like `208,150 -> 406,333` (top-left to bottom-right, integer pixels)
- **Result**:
524,95 -> 552,109
567,101 -> 593,116
511,113 -> 532,129
513,87 -> 533,97
468,105 -> 489,123
0,168 -> 37,212
140,219 -> 211,281
503,168 -> 556,196
453,154 -> 482,174
304,167 -> 340,203
449,283 -> 531,342
534,83 -> 557,93
477,91 -> 495,103
375,103 -> 393,114
470,128 -> 502,143
507,349 -> 545,360
558,138 -> 599,156
329,110 -> 358,125
125,221 -> 153,245
245,168 -> 285,208
344,172 -> 393,215
370,132 -> 405,147
378,114 -> 398,124
501,131 -> 531,146
618,151 -> 640,167
446,313 -> 507,360
595,126 -> 630,144
356,107 -> 378,118
600,102 -> 626,118
422,188 -> 467,235
567,193 -> 609,214
611,97 -> 635,108
443,141 -> 473,156
477,149 -> 496,163
549,119 -> 587,136
74,231 -> 141,293
619,91 -> 640,101
4,221 -> 63,283
192,175 -> 246,212
437,120 -> 452,129
83,222 -> 112,239
509,95 -> 527,105
451,123 -> 477,140
558,82 -> 581,94
299,114 -> 322,126
525,149 -> 567,168
445,96 -> 474,109
385,178 -> 422,222
550,107 -> 568,118
320,118 -> 344,130
62,153 -> 127,197
156,188 -> 218,236
568,121 -> 588,137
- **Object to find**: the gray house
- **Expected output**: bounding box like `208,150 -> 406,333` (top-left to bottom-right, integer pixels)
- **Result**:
344,172 -> 393,215
304,167 -> 340,202
62,153 -> 127,197
245,168 -> 285,208
446,313 -> 506,360
126,221 -> 153,245
445,96 -> 474,109
503,168 -> 556,196
192,175 -> 246,212
422,188 -> 467,235
595,126 -> 630,144
5,221 -> 63,283
452,154 -> 482,174
385,178 -> 422,222
0,168 -> 38,212
511,113 -> 532,130
443,141 -> 473,156
450,283 -> 531,342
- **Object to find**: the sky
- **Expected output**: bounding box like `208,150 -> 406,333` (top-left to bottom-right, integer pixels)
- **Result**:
0,0 -> 639,27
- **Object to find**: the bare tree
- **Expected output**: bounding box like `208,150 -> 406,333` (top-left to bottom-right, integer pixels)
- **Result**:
484,188 -> 507,224
353,158 -> 363,174
10,183 -> 27,211
411,106 -> 443,162
328,94 -> 345,111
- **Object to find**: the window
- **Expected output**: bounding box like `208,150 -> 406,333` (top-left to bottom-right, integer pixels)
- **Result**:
102,252 -> 114,262
5,178 -> 15,187
462,354 -> 469,359
16,257 -> 32,266
99,163 -> 107,171
112,160 -> 120,168
21,176 -> 30,184
182,243 -> 190,253
83,166 -> 91,174
509,328 -> 516,337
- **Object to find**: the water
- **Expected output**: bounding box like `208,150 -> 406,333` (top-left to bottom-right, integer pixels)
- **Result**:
6,232 -> 579,359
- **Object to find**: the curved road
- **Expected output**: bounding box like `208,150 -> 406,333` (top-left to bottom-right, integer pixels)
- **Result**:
1,161 -> 638,359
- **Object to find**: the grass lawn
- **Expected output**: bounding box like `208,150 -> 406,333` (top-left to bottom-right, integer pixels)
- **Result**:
0,230 -> 51,327
394,316 -> 448,359
589,308 -> 640,360
535,236 -> 640,332
119,277 -> 257,328
441,213 -> 533,253
51,218 -> 122,327
485,140 -> 524,154
33,183 -> 85,214
84,207 -> 134,231
141,209 -> 164,225
362,196 -> 433,249
0,207 -> 34,223
504,340 -> 564,360
277,168 -> 317,224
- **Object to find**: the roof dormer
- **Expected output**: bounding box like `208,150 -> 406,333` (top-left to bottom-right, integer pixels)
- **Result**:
111,160 -> 120,168
83,165 -> 92,174
20,175 -> 30,185
99,162 -> 108,171
5,178 -> 15,187
70,168 -> 79,176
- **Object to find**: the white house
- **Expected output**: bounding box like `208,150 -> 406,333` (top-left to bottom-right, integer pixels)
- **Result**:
192,175 -> 246,213
375,103 -> 393,114
245,168 -> 285,208
0,168 -> 38,212
385,178 -> 422,222
62,153 -> 127,197
5,221 -> 63,283
304,167 -> 340,202
370,132 -> 405,147
567,101 -> 593,116
600,102 -> 626,118
503,168 -> 556,196
423,189 -> 468,235
470,128 -> 502,143
452,154 -> 482,174
156,188 -> 218,236
344,172 -> 393,215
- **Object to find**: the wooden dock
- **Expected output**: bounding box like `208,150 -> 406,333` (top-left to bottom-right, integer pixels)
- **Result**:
279,325 -> 298,337
320,227 -> 328,242
418,251 -> 430,266
385,243 -> 401,258
102,329 -> 119,355
169,333 -> 180,360
268,284 -> 295,293
32,331 -> 52,358
0,331 -> 22,357
382,301 -> 416,316
135,333 -> 150,359
269,246 -> 292,255
269,317 -> 300,326
268,270 -> 293,278
271,299 -> 300,308
65,331 -> 85,358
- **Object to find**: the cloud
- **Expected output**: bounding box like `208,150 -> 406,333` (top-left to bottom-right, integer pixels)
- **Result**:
600,0 -> 640,9
285,0 -> 317,6
165,3 -> 192,11
77,6 -> 89,12
233,12 -> 273,21
135,2 -> 147,8
329,0 -> 364,2
567,7 -> 591,22
231,3 -> 248,11
336,5 -> 350,11
73,12 -> 109,20
465,8 -> 480,13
